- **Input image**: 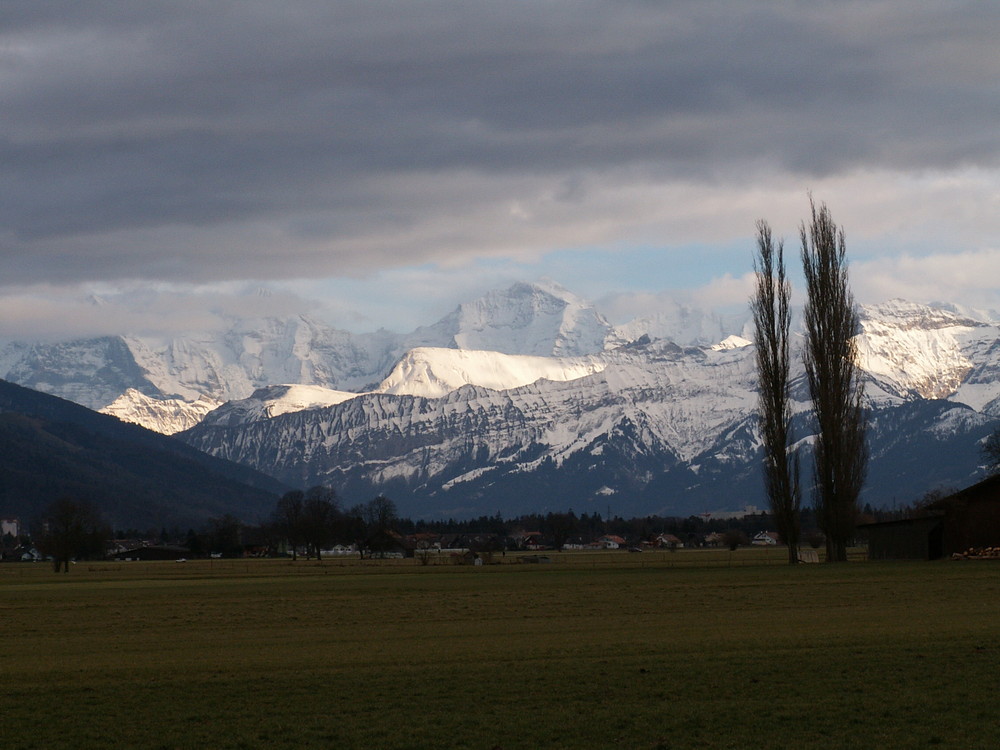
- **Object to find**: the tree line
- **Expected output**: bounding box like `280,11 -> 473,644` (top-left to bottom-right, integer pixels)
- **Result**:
11,483 -> 971,570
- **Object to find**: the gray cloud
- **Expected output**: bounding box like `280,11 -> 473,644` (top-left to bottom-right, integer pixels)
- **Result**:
2,1 -> 1000,287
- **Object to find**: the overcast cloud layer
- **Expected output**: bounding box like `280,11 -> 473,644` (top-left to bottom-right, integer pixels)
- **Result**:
3,1 -> 1000,336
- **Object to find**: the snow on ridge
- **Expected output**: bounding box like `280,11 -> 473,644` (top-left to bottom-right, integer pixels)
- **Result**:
711,335 -> 752,351
856,300 -> 991,400
375,347 -> 608,399
861,299 -> 983,330
253,384 -> 360,417
612,301 -> 749,348
101,388 -> 221,435
200,383 -> 360,427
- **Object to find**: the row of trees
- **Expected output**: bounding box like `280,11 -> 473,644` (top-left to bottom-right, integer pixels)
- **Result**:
22,489 -> 935,570
753,198 -> 868,563
271,487 -> 398,559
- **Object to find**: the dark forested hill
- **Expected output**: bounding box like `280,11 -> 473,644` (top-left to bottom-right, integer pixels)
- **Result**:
0,379 -> 287,529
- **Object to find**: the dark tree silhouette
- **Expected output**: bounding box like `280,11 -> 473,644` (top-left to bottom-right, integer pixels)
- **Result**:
35,498 -> 108,572
301,485 -> 340,560
800,199 -> 867,562
544,511 -> 578,551
364,495 -> 397,533
752,219 -> 801,564
273,490 -> 305,560
722,528 -> 748,552
208,514 -> 243,557
362,495 -> 398,558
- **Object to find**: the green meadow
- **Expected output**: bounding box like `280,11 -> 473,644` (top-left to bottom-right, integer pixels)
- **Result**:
2,551 -> 998,749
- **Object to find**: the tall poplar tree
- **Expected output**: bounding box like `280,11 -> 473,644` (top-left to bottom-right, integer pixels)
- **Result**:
800,200 -> 867,562
752,220 -> 801,564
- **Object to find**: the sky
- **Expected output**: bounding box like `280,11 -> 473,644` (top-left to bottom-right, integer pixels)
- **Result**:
3,1 -> 1000,339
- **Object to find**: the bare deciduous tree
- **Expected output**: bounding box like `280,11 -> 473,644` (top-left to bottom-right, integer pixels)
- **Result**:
800,199 -> 867,562
35,498 -> 108,572
362,495 -> 399,558
301,485 -> 340,560
752,220 -> 801,564
273,490 -> 305,560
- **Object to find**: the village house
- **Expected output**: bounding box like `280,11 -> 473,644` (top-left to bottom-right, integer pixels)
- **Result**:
595,534 -> 627,549
752,531 -> 780,546
511,531 -> 546,550
653,533 -> 684,549
703,531 -> 724,547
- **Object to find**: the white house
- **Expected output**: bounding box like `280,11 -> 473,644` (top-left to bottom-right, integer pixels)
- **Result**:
752,531 -> 780,546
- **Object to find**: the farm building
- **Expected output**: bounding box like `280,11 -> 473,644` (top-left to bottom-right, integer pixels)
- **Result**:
653,533 -> 684,548
861,474 -> 1000,560
596,534 -> 626,549
927,473 -> 1000,555
752,531 -> 780,546
859,516 -> 944,561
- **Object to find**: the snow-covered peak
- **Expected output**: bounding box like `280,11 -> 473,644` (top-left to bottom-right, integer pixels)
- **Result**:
926,301 -> 999,326
375,347 -> 608,399
613,301 -> 749,347
711,335 -> 752,352
857,300 -> 991,400
199,384 -> 358,427
861,299 -> 982,331
435,281 -> 614,357
101,388 -> 221,435
251,384 -> 359,417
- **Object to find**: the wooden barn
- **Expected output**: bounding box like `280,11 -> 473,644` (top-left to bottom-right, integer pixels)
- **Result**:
859,516 -> 944,561
927,473 -> 1000,556
861,474 -> 1000,560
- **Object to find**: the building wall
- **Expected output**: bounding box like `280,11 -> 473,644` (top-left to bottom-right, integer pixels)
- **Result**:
864,518 -> 944,561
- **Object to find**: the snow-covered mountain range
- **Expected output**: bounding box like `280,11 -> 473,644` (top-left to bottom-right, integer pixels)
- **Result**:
0,281 -> 624,430
2,282 -> 998,519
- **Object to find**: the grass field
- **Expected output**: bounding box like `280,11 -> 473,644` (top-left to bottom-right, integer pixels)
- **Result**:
2,550 -> 998,749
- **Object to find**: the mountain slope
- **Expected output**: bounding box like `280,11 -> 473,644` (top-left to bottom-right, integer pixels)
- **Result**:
4,285 -> 1000,521
178,299 -> 1000,519
0,379 -> 286,529
101,389 -> 222,435
373,347 -> 608,399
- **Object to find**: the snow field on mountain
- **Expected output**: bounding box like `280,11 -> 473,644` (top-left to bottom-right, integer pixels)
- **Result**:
101,389 -> 222,434
857,317 -> 977,399
375,347 -> 607,399
254,384 -> 359,417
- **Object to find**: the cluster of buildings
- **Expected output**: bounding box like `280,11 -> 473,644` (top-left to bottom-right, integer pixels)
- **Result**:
0,518 -> 42,562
